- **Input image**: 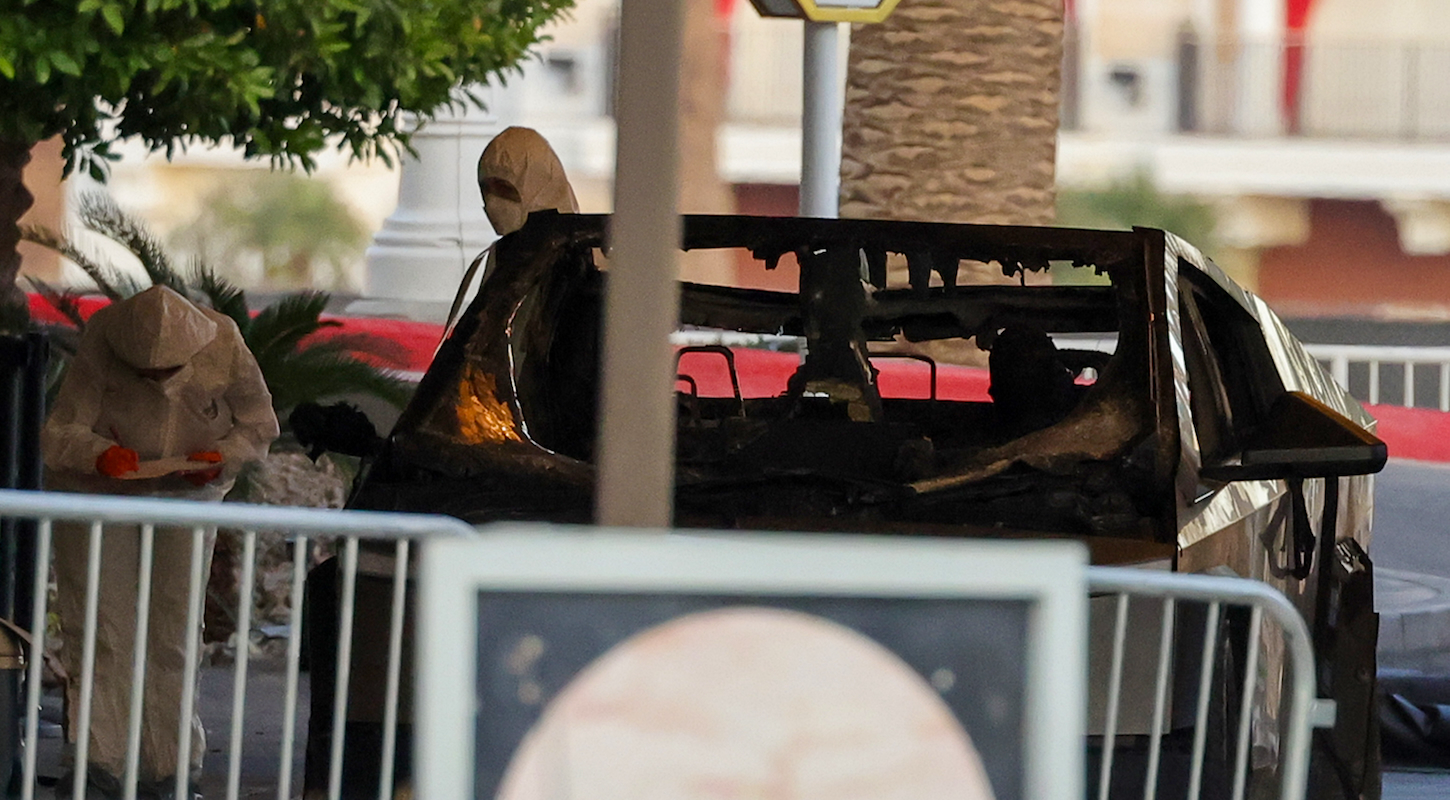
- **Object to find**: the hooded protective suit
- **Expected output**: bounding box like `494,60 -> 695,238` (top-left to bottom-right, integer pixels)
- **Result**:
42,285 -> 279,790
445,127 -> 582,332
477,126 -> 580,235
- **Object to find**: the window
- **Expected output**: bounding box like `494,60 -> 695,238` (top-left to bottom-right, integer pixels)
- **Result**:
1177,263 -> 1284,465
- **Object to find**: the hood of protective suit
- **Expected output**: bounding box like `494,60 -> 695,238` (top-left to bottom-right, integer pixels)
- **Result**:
104,285 -> 219,370
477,126 -> 579,236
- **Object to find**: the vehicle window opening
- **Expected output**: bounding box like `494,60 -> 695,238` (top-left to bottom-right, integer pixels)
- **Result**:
407,217 -> 1159,539
665,240 -> 1137,530
1177,263 -> 1285,464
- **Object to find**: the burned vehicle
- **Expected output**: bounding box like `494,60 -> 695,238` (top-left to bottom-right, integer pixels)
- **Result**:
320,213 -> 1385,798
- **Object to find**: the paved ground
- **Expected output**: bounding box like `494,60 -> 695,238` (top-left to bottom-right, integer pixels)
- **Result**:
32,659 -> 307,800
1384,769 -> 1450,800
1366,460 -> 1450,799
1373,460 -> 1450,670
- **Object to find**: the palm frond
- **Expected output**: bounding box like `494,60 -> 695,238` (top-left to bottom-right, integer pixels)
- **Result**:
19,223 -> 127,300
246,292 -> 335,359
25,277 -> 87,329
189,260 -> 251,335
254,344 -> 414,414
76,193 -> 186,293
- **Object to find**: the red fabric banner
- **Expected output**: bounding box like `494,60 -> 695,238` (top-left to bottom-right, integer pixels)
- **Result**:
1282,0 -> 1318,134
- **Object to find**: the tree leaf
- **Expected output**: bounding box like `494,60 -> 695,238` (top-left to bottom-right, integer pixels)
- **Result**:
50,51 -> 81,76
101,5 -> 124,35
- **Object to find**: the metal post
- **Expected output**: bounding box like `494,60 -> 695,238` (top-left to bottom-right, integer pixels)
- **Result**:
800,21 -> 842,218
596,0 -> 685,528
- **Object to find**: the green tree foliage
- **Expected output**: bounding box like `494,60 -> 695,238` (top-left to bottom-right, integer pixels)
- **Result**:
23,194 -> 413,419
0,0 -> 574,320
168,171 -> 370,290
1056,171 -> 1219,246
0,0 -> 572,173
1055,171 -> 1219,285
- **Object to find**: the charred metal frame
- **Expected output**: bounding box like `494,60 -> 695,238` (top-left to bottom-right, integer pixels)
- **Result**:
356,213 -> 1185,548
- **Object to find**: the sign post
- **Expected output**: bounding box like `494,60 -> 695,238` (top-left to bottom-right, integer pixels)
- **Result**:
749,0 -> 902,218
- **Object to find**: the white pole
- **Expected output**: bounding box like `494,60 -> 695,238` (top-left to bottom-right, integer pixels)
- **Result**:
596,0 -> 684,528
358,92 -> 507,319
800,21 -> 843,218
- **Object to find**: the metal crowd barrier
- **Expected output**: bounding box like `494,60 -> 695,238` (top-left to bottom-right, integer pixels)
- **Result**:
1304,342 -> 1450,409
0,488 -> 1326,800
0,489 -> 476,800
1086,567 -> 1326,800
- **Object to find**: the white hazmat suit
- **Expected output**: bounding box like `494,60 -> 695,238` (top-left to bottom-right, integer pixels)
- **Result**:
477,125 -> 580,235
445,127 -> 582,331
42,285 -> 279,793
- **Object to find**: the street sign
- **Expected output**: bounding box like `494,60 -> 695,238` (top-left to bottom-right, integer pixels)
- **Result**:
749,0 -> 901,24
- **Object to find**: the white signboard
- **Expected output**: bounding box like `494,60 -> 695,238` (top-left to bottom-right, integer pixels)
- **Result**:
418,528 -> 1086,800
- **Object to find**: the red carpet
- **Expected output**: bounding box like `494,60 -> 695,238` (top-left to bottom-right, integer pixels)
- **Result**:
27,294 -> 1447,462
1365,404 -> 1450,463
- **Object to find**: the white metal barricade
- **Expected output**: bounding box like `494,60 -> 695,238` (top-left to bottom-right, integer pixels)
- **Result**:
0,488 -> 475,800
1086,567 -> 1325,800
0,487 -> 1329,800
1304,342 -> 1450,409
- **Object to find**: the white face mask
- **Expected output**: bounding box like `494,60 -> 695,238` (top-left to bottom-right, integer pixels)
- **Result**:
484,194 -> 527,237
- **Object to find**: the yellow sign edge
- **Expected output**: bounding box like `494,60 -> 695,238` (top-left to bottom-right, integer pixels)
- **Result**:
797,0 -> 901,23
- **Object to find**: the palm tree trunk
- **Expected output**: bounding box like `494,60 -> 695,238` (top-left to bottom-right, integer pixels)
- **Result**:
0,139 -> 35,324
840,0 -> 1063,229
840,0 -> 1063,364
677,0 -> 736,285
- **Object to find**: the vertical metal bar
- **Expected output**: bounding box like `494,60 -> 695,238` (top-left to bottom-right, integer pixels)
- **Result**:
328,537 -> 360,800
1369,360 -> 1380,404
1278,598 -> 1317,800
1097,594 -> 1130,800
596,0 -> 685,528
377,540 -> 411,800
1439,363 -> 1448,411
277,537 -> 309,800
1231,607 -> 1264,800
20,518 -> 51,800
800,21 -> 842,218
174,526 -> 209,800
1405,362 -> 1415,407
1144,600 -> 1176,800
122,524 -> 157,800
1332,356 -> 1349,389
73,521 -> 104,800
1187,602 -> 1222,800
226,531 -> 258,800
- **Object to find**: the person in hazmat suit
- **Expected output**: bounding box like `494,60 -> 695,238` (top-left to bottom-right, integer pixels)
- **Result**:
41,285 -> 279,799
299,126 -> 585,799
477,125 -> 579,236
443,126 -> 582,332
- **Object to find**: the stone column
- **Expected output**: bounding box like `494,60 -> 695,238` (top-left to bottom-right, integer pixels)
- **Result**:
354,86 -> 515,320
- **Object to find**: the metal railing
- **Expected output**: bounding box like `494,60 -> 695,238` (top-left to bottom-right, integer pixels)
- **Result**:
1303,343 -> 1450,409
0,489 -> 475,800
1086,567 -> 1323,800
0,487 -> 1326,800
1065,21 -> 1450,142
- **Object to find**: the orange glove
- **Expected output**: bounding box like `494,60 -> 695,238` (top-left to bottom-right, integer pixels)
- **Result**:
181,451 -> 224,486
96,445 -> 140,478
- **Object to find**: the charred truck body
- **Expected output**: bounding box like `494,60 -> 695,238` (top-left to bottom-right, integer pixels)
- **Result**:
318,213 -> 1385,799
